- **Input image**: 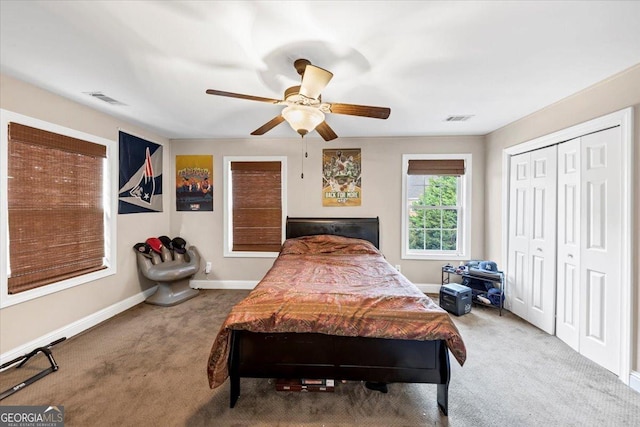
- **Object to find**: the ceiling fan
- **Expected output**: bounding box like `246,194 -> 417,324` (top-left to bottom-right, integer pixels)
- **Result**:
206,59 -> 390,141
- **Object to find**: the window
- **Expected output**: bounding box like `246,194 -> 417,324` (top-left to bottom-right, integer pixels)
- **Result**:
1,109 -> 117,308
401,154 -> 471,260
223,156 -> 287,257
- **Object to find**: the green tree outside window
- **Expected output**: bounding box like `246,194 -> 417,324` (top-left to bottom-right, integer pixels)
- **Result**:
408,175 -> 459,251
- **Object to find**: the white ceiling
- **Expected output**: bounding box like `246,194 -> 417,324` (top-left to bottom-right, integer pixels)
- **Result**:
1,1 -> 640,141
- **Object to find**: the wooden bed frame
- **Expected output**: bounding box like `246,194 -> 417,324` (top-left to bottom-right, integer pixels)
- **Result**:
227,217 -> 451,415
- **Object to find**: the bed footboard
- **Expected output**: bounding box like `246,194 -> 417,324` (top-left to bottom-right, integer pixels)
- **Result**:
228,330 -> 451,415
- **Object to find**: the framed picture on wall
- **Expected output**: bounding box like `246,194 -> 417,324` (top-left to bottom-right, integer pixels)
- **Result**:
175,155 -> 213,211
322,148 -> 361,207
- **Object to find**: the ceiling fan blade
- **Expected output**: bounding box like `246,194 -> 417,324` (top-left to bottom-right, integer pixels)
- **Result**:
250,115 -> 285,135
327,103 -> 391,119
299,65 -> 333,100
206,89 -> 281,104
315,121 -> 338,141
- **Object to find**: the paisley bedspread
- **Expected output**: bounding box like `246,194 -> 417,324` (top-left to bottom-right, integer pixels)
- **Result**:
207,234 -> 467,389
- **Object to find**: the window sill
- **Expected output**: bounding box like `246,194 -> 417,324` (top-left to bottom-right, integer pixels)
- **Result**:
0,266 -> 116,309
402,253 -> 468,261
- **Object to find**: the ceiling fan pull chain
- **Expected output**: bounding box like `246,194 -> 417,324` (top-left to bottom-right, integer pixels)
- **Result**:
301,140 -> 305,179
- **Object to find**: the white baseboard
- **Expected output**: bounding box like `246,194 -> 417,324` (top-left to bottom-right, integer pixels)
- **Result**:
190,280 -> 441,295
415,283 -> 442,294
191,279 -> 258,290
0,286 -> 157,368
191,280 -> 441,295
630,371 -> 640,393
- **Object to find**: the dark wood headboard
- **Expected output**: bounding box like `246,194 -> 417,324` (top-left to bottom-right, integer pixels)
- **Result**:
285,217 -> 380,249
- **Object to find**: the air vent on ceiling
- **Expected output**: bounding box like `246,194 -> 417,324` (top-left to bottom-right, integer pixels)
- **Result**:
445,115 -> 473,122
83,92 -> 127,106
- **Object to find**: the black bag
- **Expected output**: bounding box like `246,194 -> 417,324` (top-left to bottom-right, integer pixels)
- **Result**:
462,276 -> 494,292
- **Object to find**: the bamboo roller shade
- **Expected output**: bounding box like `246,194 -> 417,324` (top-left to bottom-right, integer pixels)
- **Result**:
407,159 -> 465,176
7,122 -> 106,294
231,161 -> 282,252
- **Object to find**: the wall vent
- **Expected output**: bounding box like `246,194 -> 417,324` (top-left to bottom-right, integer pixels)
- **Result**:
445,115 -> 473,122
83,92 -> 127,106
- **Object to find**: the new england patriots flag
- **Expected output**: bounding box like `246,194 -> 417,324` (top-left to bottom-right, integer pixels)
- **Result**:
118,131 -> 163,214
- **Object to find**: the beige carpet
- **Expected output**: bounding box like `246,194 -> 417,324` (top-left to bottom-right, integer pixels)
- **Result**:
1,289 -> 638,426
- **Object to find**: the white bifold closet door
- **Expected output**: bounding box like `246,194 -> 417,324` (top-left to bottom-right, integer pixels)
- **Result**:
507,145 -> 557,335
556,138 -> 581,350
556,127 -> 622,375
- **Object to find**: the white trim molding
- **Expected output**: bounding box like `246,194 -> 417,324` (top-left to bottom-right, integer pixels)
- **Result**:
191,279 -> 258,290
190,279 -> 442,297
414,283 -> 443,295
401,153 -> 472,261
0,287 -> 156,368
629,371 -> 640,394
222,156 -> 287,259
0,109 -> 118,308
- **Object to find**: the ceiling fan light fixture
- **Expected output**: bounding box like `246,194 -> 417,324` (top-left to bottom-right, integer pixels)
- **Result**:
206,58 -> 390,140
299,64 -> 334,99
282,105 -> 325,137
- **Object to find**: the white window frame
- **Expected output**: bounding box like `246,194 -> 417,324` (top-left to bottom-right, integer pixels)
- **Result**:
401,153 -> 471,261
0,109 -> 117,308
223,156 -> 287,258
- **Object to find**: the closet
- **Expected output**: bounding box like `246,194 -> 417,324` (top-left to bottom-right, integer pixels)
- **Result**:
507,145 -> 557,335
506,125 -> 623,376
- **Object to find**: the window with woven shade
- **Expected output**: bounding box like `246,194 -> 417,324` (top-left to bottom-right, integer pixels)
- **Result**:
228,159 -> 285,254
402,154 -> 472,260
7,122 -> 107,294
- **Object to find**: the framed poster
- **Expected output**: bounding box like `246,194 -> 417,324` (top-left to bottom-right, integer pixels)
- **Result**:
322,148 -> 361,207
176,155 -> 213,211
118,131 -> 163,214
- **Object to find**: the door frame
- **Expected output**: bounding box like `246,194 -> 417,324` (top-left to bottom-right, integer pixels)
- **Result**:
501,107 -> 634,385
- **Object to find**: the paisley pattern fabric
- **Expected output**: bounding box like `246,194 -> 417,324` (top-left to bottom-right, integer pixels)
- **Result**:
207,234 -> 467,389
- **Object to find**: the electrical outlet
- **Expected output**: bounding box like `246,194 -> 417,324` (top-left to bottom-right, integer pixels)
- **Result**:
395,264 -> 401,273
205,262 -> 212,274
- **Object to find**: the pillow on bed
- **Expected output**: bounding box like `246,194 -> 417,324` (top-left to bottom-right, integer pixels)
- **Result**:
280,234 -> 380,256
